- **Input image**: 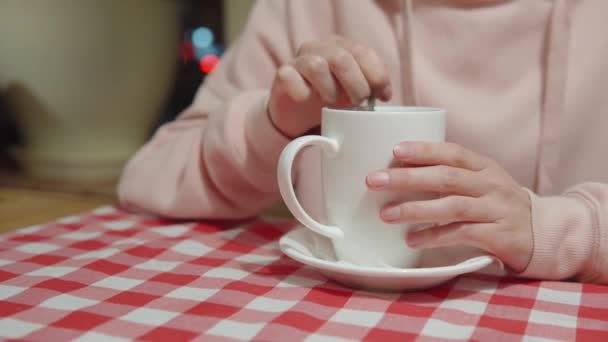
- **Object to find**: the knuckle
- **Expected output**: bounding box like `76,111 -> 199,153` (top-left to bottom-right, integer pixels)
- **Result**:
401,203 -> 418,221
450,145 -> 468,166
391,169 -> 409,187
418,142 -> 433,158
486,175 -> 505,192
445,142 -> 461,151
479,154 -> 496,168
498,185 -> 519,202
328,34 -> 345,44
439,166 -> 460,192
297,41 -> 317,55
305,55 -> 327,76
329,49 -> 353,71
290,90 -> 308,103
458,224 -> 479,242
276,65 -> 294,82
351,44 -> 372,59
450,197 -> 471,219
353,48 -> 388,83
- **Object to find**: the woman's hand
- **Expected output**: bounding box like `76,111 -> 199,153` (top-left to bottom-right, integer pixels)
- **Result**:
268,35 -> 392,138
366,141 -> 533,272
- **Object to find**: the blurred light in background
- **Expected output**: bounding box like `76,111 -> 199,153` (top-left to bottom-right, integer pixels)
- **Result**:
156,1 -> 225,130
180,41 -> 194,63
199,54 -> 220,74
192,26 -> 214,50
182,26 -> 223,75
194,43 -> 223,61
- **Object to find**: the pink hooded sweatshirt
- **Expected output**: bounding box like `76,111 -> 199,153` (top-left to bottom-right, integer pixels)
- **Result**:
118,0 -> 608,284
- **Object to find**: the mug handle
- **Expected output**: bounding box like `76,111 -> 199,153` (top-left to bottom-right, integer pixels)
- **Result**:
278,135 -> 344,240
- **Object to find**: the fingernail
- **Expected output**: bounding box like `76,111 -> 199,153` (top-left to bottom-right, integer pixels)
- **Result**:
367,171 -> 390,187
406,233 -> 425,247
381,206 -> 401,221
393,143 -> 413,159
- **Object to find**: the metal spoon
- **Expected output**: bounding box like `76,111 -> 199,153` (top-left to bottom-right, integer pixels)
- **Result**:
367,95 -> 376,111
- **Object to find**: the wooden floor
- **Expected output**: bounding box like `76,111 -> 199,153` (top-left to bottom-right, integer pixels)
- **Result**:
0,187 -> 114,233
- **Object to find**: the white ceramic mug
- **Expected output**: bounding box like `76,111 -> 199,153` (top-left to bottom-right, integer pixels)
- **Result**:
278,106 -> 446,268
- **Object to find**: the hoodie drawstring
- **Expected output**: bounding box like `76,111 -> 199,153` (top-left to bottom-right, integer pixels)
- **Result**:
537,0 -> 570,192
399,0 -> 417,105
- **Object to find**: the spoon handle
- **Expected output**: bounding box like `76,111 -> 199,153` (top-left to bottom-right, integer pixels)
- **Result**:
367,95 -> 376,111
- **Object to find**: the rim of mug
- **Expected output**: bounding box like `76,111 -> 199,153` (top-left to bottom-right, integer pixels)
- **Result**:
323,106 -> 445,114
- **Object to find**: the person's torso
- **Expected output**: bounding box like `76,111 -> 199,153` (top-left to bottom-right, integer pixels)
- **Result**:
287,0 -> 608,215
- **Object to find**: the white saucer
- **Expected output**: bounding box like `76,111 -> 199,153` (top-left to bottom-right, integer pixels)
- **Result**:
279,226 -> 499,291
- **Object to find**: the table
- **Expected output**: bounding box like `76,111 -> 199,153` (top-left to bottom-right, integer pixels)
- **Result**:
0,187 -> 113,234
1,206 -> 607,341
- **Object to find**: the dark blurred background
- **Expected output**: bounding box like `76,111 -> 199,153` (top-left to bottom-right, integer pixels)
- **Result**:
158,0 -> 224,128
0,0 -> 254,191
0,0 -> 255,230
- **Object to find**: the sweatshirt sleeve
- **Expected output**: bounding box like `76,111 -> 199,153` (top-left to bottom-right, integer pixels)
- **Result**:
520,183 -> 608,284
117,0 -> 294,219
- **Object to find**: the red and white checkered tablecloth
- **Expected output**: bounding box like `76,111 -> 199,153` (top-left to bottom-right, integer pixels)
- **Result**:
1,206 -> 607,341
